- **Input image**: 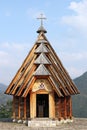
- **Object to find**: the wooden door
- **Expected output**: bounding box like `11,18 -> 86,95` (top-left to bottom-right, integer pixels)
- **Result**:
36,94 -> 49,117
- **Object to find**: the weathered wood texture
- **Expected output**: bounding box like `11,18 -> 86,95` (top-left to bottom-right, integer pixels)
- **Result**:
13,95 -> 30,119
26,94 -> 30,118
5,31 -> 79,97
5,26 -> 79,120
55,93 -> 72,119
49,92 -> 55,119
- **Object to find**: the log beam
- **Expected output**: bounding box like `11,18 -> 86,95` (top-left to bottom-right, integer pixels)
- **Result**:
18,97 -> 21,119
30,92 -> 36,118
49,91 -> 55,119
24,98 -> 27,119
69,96 -> 72,118
64,97 -> 67,119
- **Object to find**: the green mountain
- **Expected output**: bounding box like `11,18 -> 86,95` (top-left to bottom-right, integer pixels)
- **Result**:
73,72 -> 87,118
0,83 -> 7,92
0,83 -> 12,105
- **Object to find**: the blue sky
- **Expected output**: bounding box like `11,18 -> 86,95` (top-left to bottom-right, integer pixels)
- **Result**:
0,0 -> 87,85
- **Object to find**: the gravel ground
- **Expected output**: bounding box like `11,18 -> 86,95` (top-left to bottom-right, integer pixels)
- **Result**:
0,118 -> 87,130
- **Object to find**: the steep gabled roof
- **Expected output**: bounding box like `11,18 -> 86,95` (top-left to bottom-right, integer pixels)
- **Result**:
5,26 -> 79,97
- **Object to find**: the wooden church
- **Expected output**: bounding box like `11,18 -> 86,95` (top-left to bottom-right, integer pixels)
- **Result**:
5,16 -> 79,125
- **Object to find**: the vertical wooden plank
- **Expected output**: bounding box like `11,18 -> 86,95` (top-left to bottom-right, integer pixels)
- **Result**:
26,94 -> 30,118
33,93 -> 36,118
58,99 -> 61,120
64,97 -> 67,119
15,96 -> 19,117
24,98 -> 26,119
66,96 -> 69,118
30,92 -> 36,118
66,96 -> 72,118
70,96 -> 72,118
18,97 -> 20,119
30,92 -> 32,118
55,94 -> 61,120
55,93 -> 58,118
58,98 -> 61,120
61,97 -> 65,119
49,91 -> 55,119
13,96 -> 15,118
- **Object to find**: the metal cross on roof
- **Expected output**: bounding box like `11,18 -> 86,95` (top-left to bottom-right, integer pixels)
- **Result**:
37,14 -> 46,26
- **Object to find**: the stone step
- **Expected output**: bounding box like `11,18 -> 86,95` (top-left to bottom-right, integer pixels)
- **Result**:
28,120 -> 56,127
28,119 -> 73,127
32,118 -> 52,121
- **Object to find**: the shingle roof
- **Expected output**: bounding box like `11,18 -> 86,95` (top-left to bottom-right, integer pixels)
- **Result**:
5,28 -> 79,97
35,43 -> 49,53
34,53 -> 51,64
34,64 -> 50,76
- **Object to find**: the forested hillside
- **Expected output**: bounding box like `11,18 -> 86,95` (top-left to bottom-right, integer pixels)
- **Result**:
73,72 -> 87,117
0,83 -> 12,105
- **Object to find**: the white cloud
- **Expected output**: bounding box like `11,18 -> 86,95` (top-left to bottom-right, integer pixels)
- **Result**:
67,66 -> 85,79
0,51 -> 9,66
60,51 -> 87,62
0,42 -> 32,84
69,0 -> 87,15
1,42 -> 31,52
58,51 -> 87,78
62,0 -> 87,31
60,0 -> 87,78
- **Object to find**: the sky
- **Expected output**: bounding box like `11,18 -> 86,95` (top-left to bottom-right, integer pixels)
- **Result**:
0,0 -> 87,85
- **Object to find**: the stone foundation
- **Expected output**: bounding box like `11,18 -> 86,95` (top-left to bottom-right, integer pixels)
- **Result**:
13,118 -> 73,127
28,118 -> 73,127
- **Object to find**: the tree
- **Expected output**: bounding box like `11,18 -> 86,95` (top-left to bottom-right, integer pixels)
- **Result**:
0,100 -> 12,118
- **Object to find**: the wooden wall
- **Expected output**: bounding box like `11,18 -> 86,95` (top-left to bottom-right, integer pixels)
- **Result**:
26,94 -> 30,118
55,93 -> 72,120
13,95 -> 30,119
13,92 -> 72,120
20,97 -> 24,118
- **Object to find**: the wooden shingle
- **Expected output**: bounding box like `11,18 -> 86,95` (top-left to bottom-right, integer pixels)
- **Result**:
35,43 -> 49,53
34,64 -> 50,76
34,53 -> 51,64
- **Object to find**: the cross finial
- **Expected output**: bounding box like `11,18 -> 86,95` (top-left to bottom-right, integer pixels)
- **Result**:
37,13 -> 46,26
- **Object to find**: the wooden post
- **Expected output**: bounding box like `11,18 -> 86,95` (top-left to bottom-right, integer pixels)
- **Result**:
30,92 -> 36,118
49,91 -> 55,119
18,97 -> 21,119
58,98 -> 61,120
64,97 -> 67,119
34,93 -> 36,118
24,98 -> 26,119
69,96 -> 72,118
13,96 -> 15,118
66,96 -> 72,119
